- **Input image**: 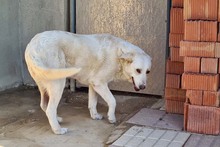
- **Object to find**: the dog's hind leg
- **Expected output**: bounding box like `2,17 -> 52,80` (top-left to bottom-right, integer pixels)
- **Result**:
38,84 -> 63,123
46,79 -> 67,135
38,84 -> 48,112
92,83 -> 116,123
88,85 -> 103,120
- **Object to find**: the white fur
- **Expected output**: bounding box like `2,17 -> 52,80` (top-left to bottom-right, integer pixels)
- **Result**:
25,31 -> 152,134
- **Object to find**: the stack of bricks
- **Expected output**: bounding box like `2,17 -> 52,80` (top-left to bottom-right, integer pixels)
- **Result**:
165,0 -> 185,114
180,0 -> 220,135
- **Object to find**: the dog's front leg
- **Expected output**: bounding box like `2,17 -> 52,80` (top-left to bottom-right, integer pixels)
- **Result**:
92,83 -> 116,123
88,85 -> 103,120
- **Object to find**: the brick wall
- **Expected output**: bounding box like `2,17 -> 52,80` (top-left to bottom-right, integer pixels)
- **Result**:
166,0 -> 220,135
165,1 -> 185,114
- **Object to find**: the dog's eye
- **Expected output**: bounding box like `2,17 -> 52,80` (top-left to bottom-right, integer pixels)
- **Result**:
136,69 -> 141,74
146,70 -> 150,74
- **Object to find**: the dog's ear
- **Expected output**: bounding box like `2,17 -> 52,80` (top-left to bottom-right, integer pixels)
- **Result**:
119,53 -> 134,63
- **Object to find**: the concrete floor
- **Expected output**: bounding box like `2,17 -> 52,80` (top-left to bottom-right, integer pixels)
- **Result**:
0,87 -> 158,147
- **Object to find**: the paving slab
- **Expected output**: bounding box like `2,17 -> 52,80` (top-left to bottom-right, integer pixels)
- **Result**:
126,108 -> 183,131
117,108 -> 220,147
111,126 -> 191,147
126,108 -> 165,127
184,134 -> 220,147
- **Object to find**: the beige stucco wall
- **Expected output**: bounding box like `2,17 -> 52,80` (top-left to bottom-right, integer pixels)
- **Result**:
76,0 -> 167,95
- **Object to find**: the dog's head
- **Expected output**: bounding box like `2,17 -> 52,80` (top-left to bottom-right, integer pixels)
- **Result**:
120,52 -> 152,91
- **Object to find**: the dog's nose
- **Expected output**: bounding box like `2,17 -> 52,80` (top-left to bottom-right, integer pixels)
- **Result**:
139,85 -> 146,90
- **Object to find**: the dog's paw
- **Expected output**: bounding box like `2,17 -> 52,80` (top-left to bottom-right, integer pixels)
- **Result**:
91,113 -> 103,120
53,128 -> 68,135
57,116 -> 63,123
108,115 -> 116,124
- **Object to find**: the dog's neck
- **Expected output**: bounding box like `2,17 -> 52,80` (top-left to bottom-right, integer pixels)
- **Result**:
114,44 -> 133,82
114,59 -> 131,82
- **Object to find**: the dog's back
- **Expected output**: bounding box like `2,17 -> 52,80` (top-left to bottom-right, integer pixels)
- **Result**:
25,31 -> 121,84
25,31 -> 82,81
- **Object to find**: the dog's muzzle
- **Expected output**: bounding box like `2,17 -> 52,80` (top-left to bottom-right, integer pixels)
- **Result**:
132,77 -> 146,91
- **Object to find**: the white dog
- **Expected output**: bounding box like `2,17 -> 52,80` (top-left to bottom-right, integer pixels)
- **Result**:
25,31 -> 152,134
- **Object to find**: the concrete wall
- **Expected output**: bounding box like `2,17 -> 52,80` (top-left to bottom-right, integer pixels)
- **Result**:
19,0 -> 69,85
0,0 -> 22,90
0,0 -> 69,90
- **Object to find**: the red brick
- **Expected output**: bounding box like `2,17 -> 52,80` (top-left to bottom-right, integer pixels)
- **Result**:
172,0 -> 183,8
165,88 -> 186,102
184,103 -> 189,131
184,21 -> 200,41
186,90 -> 203,105
166,60 -> 184,74
170,8 -> 184,33
184,57 -> 200,73
218,1 -> 220,21
184,103 -> 220,135
200,21 -> 217,42
166,100 -> 184,114
201,58 -> 218,74
184,21 -> 217,42
166,74 -> 181,89
219,59 -> 220,73
218,34 -> 220,42
207,74 -> 220,91
169,33 -> 184,47
182,73 -> 219,91
170,47 -> 184,62
180,41 -> 215,57
203,90 -> 220,107
184,0 -> 218,21
215,43 -> 220,58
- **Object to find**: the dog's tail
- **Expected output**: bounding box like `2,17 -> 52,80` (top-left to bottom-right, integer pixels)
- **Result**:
25,53 -> 81,80
32,66 -> 81,80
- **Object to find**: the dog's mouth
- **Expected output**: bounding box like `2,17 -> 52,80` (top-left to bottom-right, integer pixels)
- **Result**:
132,77 -> 140,91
